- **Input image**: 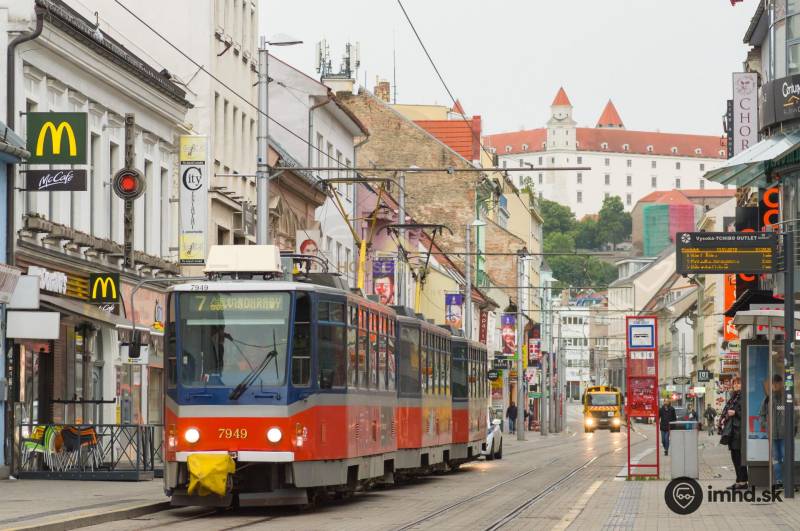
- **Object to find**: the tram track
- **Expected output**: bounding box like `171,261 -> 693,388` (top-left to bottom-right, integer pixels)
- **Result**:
395,429 -> 650,531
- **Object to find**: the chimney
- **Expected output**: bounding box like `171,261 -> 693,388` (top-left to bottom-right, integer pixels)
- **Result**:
374,77 -> 391,103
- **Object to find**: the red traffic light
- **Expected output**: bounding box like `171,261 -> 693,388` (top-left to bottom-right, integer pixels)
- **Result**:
112,168 -> 145,200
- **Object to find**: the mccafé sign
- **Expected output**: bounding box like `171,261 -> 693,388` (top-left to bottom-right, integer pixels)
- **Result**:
25,169 -> 87,192
26,112 -> 87,164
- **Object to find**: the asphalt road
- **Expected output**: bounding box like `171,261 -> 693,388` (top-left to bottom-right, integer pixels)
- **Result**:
78,405 -> 655,531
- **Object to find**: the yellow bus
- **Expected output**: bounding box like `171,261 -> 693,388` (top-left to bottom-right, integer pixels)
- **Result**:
582,385 -> 623,433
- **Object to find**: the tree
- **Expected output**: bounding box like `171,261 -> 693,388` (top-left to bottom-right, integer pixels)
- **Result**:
597,196 -> 632,249
539,198 -> 576,236
574,217 -> 600,250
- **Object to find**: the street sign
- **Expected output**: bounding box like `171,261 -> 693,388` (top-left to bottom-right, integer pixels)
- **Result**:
697,370 -> 712,382
676,232 -> 777,275
673,376 -> 691,385
627,317 -> 656,349
487,369 -> 499,381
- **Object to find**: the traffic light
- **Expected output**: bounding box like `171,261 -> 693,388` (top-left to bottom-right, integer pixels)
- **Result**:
112,168 -> 145,200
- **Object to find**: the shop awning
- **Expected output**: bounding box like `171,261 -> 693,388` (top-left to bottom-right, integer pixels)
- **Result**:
704,130 -> 800,187
40,294 -> 129,328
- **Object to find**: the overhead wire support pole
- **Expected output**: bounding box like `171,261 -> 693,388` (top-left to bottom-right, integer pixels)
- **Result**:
256,37 -> 270,245
517,248 -> 526,441
784,229 -> 795,498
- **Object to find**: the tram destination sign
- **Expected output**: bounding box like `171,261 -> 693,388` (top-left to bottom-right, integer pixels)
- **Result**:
675,232 -> 778,275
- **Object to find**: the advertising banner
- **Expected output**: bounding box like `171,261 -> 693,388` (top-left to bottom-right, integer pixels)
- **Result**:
445,293 -> 463,329
500,314 -> 516,356
296,230 -> 322,272
372,258 -> 395,305
179,135 -> 208,265
479,310 -> 488,344
745,343 -> 771,461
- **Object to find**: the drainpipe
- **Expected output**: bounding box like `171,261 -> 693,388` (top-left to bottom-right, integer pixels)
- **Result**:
307,96 -> 332,167
6,6 -> 44,266
3,5 -> 44,476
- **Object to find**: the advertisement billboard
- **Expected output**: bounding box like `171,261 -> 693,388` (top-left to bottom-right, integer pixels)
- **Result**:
179,135 -> 208,265
500,314 -> 516,356
445,293 -> 463,329
372,258 -> 395,305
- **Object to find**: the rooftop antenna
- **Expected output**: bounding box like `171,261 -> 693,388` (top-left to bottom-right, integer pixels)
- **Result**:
315,39 -> 332,78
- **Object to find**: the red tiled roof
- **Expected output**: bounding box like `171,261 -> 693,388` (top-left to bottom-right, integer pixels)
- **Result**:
552,87 -> 571,106
597,100 -> 624,128
634,189 -> 734,208
451,100 -> 465,115
415,116 -> 482,160
483,127 -> 727,159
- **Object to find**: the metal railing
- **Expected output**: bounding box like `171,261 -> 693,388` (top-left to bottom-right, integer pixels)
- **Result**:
16,423 -> 163,479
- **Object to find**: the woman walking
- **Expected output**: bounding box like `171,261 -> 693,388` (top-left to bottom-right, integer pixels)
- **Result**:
720,378 -> 748,490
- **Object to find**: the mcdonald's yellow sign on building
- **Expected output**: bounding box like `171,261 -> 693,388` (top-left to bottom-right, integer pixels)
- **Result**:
88,273 -> 120,303
26,112 -> 87,164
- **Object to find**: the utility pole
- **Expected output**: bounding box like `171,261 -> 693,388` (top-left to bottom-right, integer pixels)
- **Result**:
465,223 -> 472,339
256,37 -> 270,245
516,249 -> 526,441
397,172 -> 406,306
123,114 -> 135,269
784,229 -> 795,498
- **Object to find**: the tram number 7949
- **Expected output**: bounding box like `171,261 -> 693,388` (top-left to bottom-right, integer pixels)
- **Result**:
218,428 -> 249,439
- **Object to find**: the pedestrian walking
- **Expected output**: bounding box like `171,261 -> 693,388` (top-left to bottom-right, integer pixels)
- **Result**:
659,399 -> 677,456
704,404 -> 716,436
506,402 -> 518,434
720,378 -> 748,490
759,374 -> 799,489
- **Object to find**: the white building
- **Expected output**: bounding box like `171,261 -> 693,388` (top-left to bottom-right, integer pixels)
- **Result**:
554,301 -> 592,400
268,56 -> 369,287
73,0 -> 261,254
484,88 -> 729,218
2,0 -> 190,444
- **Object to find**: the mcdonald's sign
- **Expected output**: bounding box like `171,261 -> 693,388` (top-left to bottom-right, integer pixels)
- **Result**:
88,273 -> 120,303
26,112 -> 87,164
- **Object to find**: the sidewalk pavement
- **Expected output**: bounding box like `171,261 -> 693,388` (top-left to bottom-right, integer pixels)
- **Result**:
565,429 -> 800,530
0,478 -> 167,531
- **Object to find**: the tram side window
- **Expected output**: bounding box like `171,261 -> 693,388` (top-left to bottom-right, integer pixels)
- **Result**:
422,334 -> 430,394
444,342 -> 450,396
399,326 -> 420,394
387,320 -> 396,391
292,293 -> 312,386
378,315 -> 387,391
166,293 -> 177,388
318,301 -> 346,389
348,305 -> 357,388
358,308 -> 368,389
452,348 -> 467,399
370,313 -> 379,389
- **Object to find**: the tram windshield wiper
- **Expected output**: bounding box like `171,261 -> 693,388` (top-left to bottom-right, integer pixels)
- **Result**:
228,330 -> 280,400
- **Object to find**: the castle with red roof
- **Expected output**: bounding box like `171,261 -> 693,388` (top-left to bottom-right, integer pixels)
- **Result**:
483,87 -> 729,217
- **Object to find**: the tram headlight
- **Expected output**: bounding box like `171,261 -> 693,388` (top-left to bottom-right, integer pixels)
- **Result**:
267,427 -> 282,443
184,428 -> 200,444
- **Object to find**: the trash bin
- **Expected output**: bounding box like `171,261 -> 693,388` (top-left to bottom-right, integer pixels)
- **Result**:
669,421 -> 699,479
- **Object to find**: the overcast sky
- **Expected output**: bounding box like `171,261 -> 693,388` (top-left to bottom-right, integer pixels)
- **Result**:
262,0 -> 755,136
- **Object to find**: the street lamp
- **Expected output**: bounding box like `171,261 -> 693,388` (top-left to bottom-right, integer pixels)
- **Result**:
257,34 -> 303,245
465,218 -> 486,339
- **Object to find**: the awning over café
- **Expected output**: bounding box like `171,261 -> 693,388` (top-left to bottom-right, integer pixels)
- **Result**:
704,130 -> 800,188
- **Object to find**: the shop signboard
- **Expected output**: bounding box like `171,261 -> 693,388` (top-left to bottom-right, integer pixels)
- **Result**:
121,344 -> 149,365
88,273 -> 120,304
26,112 -> 87,164
697,370 -> 712,382
732,72 -> 758,155
676,232 -> 777,275
0,264 -> 22,304
6,311 -> 60,339
24,169 -> 86,192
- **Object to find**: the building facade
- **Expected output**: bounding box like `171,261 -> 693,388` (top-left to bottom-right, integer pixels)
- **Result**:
484,88 -> 729,218
2,0 -> 191,472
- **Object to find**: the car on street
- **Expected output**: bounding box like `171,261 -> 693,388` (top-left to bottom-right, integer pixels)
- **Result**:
483,412 -> 503,460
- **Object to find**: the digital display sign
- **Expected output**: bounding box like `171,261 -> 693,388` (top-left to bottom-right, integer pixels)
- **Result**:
183,292 -> 288,314
675,232 -> 778,275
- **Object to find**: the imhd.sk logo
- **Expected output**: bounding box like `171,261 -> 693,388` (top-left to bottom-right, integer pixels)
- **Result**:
26,112 -> 87,164
665,477 -> 703,515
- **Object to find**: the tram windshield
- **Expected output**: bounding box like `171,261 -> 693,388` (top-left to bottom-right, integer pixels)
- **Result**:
178,291 -> 291,390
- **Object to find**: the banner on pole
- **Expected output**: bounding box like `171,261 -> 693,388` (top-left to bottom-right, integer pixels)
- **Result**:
501,314 -> 516,356
372,258 -> 395,305
179,136 -> 208,265
445,293 -> 463,329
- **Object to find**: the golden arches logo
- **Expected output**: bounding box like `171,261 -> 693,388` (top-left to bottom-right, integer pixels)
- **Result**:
91,276 -> 117,301
36,121 -> 77,157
